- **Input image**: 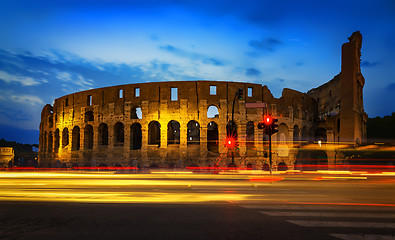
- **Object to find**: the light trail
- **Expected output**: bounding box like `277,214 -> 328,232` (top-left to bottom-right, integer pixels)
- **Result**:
0,171 -> 394,205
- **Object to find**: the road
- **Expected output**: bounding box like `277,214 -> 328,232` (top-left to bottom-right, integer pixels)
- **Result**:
1,170 -> 395,239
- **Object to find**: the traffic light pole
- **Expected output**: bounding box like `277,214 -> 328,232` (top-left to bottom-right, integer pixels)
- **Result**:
231,95 -> 236,166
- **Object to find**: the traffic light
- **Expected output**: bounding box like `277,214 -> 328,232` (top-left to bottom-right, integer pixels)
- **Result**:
264,115 -> 273,125
271,118 -> 278,134
224,136 -> 236,149
237,88 -> 243,100
260,115 -> 278,136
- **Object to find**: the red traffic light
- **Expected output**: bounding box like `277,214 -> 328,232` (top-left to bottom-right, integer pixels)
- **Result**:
224,136 -> 236,149
264,115 -> 273,125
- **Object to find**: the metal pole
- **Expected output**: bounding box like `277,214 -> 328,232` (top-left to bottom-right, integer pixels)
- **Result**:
231,93 -> 236,166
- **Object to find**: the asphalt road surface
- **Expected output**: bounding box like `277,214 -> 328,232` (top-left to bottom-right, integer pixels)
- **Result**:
1,171 -> 395,239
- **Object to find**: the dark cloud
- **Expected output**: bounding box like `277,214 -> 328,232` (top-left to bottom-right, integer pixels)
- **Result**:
245,68 -> 261,76
361,60 -> 379,68
387,83 -> 395,91
276,78 -> 285,83
202,58 -> 224,66
0,107 -> 33,122
159,44 -> 225,66
295,60 -> 304,67
248,38 -> 283,52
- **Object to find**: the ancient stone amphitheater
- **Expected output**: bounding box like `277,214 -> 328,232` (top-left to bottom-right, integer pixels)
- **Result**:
39,32 -> 367,169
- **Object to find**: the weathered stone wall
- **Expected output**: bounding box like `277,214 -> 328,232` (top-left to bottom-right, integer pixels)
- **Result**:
39,81 -> 317,169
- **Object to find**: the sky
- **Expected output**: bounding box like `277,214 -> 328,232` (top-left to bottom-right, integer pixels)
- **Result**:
0,0 -> 394,144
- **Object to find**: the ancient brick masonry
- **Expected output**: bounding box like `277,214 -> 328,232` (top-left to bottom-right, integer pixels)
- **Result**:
39,32 -> 367,169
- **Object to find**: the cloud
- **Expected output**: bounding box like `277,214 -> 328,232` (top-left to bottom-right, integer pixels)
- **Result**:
159,44 -> 225,66
295,60 -> 304,67
0,107 -> 33,122
248,38 -> 283,52
10,94 -> 44,106
361,60 -> 379,68
0,70 -> 41,86
387,83 -> 395,91
245,68 -> 261,76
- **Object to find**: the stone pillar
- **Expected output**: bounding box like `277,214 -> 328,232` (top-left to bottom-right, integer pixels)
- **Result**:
141,124 -> 148,165
123,123 -> 131,162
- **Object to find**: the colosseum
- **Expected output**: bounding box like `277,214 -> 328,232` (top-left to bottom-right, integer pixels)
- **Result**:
39,31 -> 367,169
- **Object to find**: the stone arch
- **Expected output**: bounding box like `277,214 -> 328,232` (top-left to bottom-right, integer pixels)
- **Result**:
130,123 -> 142,150
98,123 -> 108,146
187,120 -> 200,145
207,121 -> 218,153
167,120 -> 180,145
207,105 -> 219,118
148,121 -> 161,146
48,115 -> 53,128
85,111 -> 94,122
246,121 -> 254,149
114,122 -> 124,146
62,128 -> 69,147
315,127 -> 327,142
84,124 -> 94,150
293,125 -> 300,142
72,126 -> 80,151
277,162 -> 288,171
277,123 -> 289,141
278,123 -> 289,157
131,106 -> 142,119
54,129 -> 60,152
262,163 -> 270,171
301,126 -> 309,142
226,121 -> 238,139
48,131 -> 53,153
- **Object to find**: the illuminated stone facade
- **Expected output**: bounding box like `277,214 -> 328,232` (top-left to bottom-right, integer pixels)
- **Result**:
39,32 -> 367,169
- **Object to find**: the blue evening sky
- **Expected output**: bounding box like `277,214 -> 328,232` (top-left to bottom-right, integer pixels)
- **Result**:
0,0 -> 394,144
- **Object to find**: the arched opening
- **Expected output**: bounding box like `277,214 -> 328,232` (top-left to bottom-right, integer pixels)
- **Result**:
262,163 -> 270,171
167,120 -> 180,145
84,124 -> 94,150
148,121 -> 161,146
131,107 -> 142,119
207,105 -> 219,118
226,121 -> 238,139
85,111 -> 94,122
315,127 -> 327,142
187,120 -> 200,145
293,125 -> 300,142
54,129 -> 60,153
277,162 -> 288,171
301,126 -> 309,142
48,131 -> 53,153
207,121 -> 218,153
130,123 -> 142,150
98,123 -> 108,146
278,123 -> 289,157
246,121 -> 254,149
62,128 -> 69,147
72,126 -> 80,151
114,122 -> 124,146
48,115 -> 53,128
